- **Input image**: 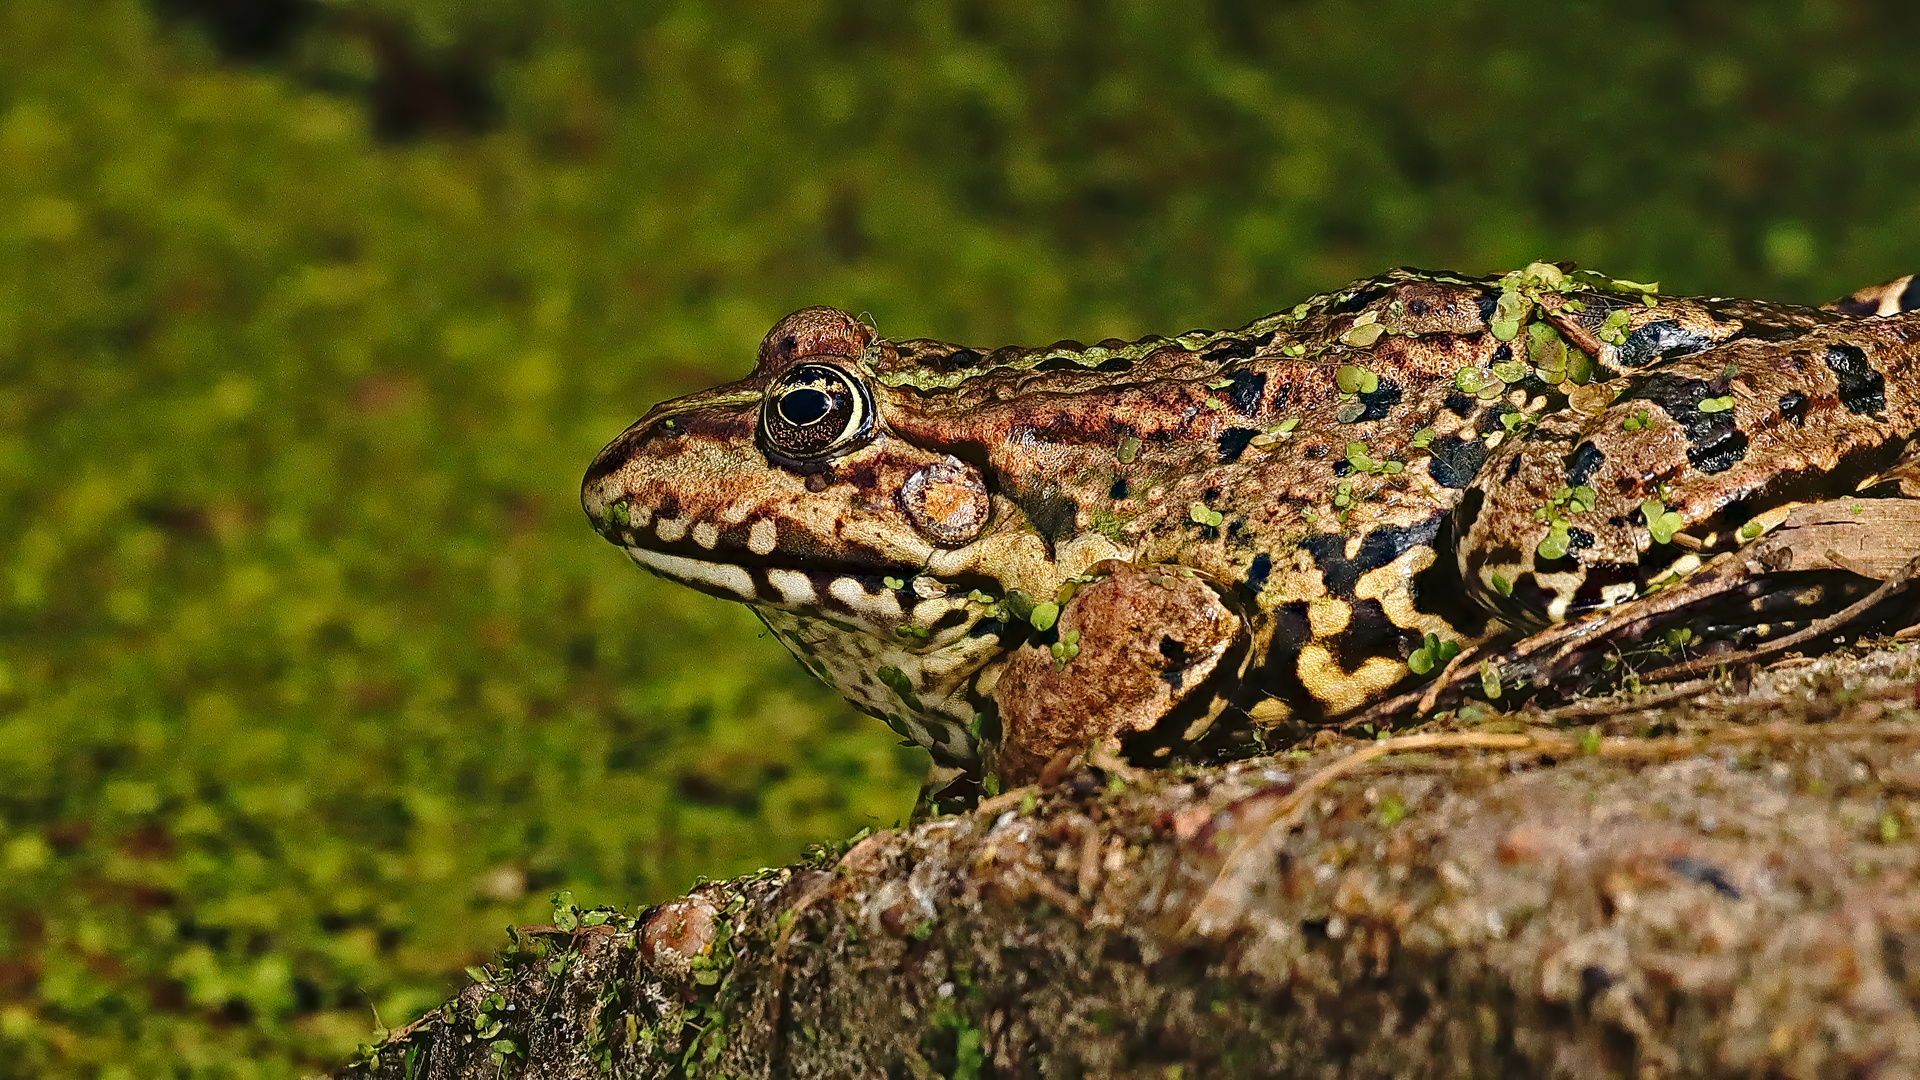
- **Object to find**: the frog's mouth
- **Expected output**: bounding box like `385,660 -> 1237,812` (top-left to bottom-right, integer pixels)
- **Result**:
619,540 -> 931,625
586,485 -> 924,600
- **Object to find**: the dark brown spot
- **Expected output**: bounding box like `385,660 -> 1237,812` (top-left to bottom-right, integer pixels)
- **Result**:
1355,517 -> 1441,573
1252,601 -> 1317,720
932,347 -> 981,374
1330,286 -> 1388,314
1203,338 -> 1259,363
1157,636 -> 1190,689
1035,353 -> 1131,373
1301,533 -> 1355,596
1616,373 -> 1748,474
1570,561 -> 1640,609
1217,428 -> 1259,464
1824,343 -> 1886,415
1427,434 -> 1488,489
1778,390 -> 1809,425
1617,320 -> 1710,368
1224,370 -> 1267,415
1328,599 -> 1412,672
1564,442 -> 1606,487
1244,552 -> 1272,594
1355,377 -> 1402,421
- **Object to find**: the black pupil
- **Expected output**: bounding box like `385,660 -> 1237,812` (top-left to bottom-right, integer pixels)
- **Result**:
779,386 -> 834,427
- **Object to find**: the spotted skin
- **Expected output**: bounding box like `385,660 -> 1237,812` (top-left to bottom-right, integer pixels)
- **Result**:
583,266 -> 1920,785
1459,293 -> 1920,630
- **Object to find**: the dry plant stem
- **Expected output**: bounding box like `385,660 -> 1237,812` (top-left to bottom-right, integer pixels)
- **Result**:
1539,305 -> 1608,358
974,786 -> 1038,818
1342,640 -> 1502,735
1087,744 -> 1147,784
1349,554 -> 1757,734
1543,679 -> 1719,721
1416,639 -> 1501,713
1354,509 -> 1920,732
1639,551 -> 1920,683
1181,717 -> 1920,941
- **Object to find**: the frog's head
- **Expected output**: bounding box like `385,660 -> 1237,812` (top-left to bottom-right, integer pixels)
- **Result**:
582,308 -> 990,599
582,308 -> 1109,767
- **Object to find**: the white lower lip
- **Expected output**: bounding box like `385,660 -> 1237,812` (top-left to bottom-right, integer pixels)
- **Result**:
625,545 -> 910,622
765,568 -> 818,606
827,575 -> 904,620
626,546 -> 756,601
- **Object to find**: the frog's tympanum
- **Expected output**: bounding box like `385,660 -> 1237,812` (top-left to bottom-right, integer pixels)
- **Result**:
583,265 -> 1920,792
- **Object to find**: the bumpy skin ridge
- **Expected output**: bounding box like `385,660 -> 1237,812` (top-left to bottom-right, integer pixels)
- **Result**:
582,266 -> 1920,781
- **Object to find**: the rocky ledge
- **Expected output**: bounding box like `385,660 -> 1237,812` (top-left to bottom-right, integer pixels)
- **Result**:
337,647 -> 1920,1079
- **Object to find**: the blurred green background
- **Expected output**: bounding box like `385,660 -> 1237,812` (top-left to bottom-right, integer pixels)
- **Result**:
4,0 -> 1920,1073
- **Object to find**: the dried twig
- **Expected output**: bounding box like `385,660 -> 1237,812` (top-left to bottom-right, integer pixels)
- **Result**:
1639,552 -> 1920,683
973,786 -> 1038,818
1541,679 -> 1721,721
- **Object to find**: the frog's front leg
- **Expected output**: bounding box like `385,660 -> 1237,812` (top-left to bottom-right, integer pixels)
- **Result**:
985,563 -> 1250,786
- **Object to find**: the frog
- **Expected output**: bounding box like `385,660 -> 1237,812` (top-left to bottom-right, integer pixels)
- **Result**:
581,263 -> 1920,794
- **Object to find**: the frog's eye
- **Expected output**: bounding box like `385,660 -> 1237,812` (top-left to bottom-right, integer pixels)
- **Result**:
759,362 -> 875,463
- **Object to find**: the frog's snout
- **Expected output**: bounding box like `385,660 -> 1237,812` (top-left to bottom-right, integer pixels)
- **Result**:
580,409 -> 667,535
579,396 -> 753,549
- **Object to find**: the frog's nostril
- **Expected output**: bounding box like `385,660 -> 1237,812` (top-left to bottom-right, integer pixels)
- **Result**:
581,441 -> 630,487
